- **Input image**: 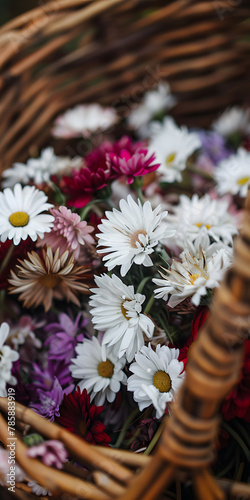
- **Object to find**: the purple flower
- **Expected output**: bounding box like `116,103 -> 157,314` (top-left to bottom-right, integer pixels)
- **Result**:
30,359 -> 73,392
30,378 -> 73,421
45,313 -> 88,362
198,131 -> 232,164
27,440 -> 68,469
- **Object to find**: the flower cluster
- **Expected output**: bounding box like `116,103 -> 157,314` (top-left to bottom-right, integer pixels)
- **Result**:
0,85 -> 248,484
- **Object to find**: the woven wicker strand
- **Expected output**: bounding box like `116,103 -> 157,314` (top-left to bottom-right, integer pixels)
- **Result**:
0,0 -> 250,171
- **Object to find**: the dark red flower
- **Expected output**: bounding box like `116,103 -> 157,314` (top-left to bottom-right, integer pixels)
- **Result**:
222,340 -> 250,422
56,387 -> 111,445
128,418 -> 159,452
178,306 -> 210,367
106,136 -> 160,184
61,143 -> 113,208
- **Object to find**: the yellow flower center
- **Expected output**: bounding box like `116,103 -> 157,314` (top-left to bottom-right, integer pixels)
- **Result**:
189,273 -> 200,285
153,370 -> 172,393
39,274 -> 61,289
121,301 -> 130,320
130,229 -> 147,248
166,152 -> 176,165
9,211 -> 29,227
195,222 -> 211,230
98,360 -> 114,378
237,176 -> 250,186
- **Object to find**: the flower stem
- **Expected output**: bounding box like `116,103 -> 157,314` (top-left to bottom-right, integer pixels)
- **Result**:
113,407 -> 140,449
135,187 -> 145,204
0,242 -> 15,277
144,294 -> 155,315
80,199 -> 103,220
222,422 -> 250,460
144,422 -> 164,455
186,164 -> 214,181
136,276 -> 151,294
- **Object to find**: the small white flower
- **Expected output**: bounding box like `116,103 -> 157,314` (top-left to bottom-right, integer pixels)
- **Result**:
128,82 -> 176,130
215,148 -> 250,198
89,274 -> 155,362
7,325 -> 41,351
148,117 -> 201,183
212,106 -> 250,138
97,195 -> 175,276
28,480 -> 52,497
0,323 -> 19,397
128,343 -> 184,418
52,104 -> 117,138
0,183 -> 54,245
2,148 -> 82,187
70,336 -> 127,405
166,193 -> 238,246
153,247 -> 232,307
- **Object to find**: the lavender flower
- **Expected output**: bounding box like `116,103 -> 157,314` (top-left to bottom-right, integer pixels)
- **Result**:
30,378 -> 73,422
45,312 -> 88,362
27,440 -> 68,469
30,359 -> 73,391
198,131 -> 231,164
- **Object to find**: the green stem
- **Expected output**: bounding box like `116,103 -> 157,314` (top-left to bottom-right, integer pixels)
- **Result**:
136,276 -> 151,294
144,294 -> 155,315
135,187 -> 144,204
186,164 -> 214,181
80,199 -> 103,220
0,243 -> 15,276
144,423 -> 164,455
113,407 -> 140,449
222,422 -> 250,460
157,312 -> 173,343
216,453 -> 235,478
233,419 -> 250,448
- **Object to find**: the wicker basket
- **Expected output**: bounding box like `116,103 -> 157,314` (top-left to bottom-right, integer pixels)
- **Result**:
0,0 -> 250,173
0,2 -> 250,499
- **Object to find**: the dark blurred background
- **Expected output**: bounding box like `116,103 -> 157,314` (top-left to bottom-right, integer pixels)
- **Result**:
1,0 -> 37,25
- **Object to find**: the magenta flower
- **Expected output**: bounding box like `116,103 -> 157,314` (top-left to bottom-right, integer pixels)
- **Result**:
38,206 -> 94,258
27,440 -> 68,469
107,138 -> 160,184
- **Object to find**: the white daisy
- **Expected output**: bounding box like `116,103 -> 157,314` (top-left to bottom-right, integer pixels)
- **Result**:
70,336 -> 127,405
148,117 -> 201,183
214,148 -> 250,198
2,148 -> 82,187
52,104 -> 118,138
212,106 -> 250,138
97,195 -> 175,276
127,343 -> 184,418
89,274 -> 155,362
0,323 -> 19,397
0,183 -> 54,245
166,193 -> 238,246
128,82 -> 176,130
153,247 -> 232,307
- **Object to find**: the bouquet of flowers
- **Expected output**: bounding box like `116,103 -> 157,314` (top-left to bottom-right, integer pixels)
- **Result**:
0,83 -> 250,497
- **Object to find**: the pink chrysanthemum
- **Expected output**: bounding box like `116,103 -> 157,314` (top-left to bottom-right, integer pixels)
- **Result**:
38,206 -> 94,258
107,137 -> 160,184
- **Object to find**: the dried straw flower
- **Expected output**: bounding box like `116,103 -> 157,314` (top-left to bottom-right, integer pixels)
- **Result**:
9,246 -> 91,311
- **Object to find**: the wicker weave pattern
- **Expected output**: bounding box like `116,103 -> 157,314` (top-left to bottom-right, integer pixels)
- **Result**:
0,0 -> 250,171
